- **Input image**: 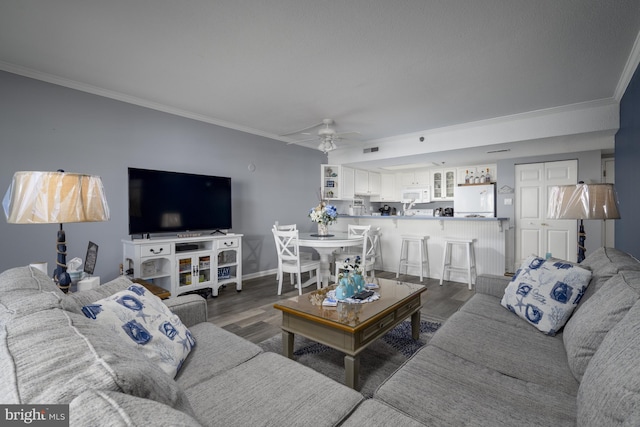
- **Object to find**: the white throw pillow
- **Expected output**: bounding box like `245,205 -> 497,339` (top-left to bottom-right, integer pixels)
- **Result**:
501,256 -> 592,335
81,284 -> 195,377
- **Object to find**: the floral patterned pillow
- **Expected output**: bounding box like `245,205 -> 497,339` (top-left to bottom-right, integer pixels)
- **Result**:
81,284 -> 195,377
501,256 -> 592,335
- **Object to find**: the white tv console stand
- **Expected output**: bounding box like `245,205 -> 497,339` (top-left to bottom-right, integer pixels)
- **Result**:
122,234 -> 243,298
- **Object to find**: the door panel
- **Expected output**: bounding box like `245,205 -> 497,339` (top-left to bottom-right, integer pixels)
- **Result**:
515,160 -> 577,268
520,187 -> 541,219
547,229 -> 570,259
520,228 -> 542,259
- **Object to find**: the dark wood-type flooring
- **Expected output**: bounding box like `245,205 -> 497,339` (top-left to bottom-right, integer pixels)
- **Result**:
206,270 -> 474,344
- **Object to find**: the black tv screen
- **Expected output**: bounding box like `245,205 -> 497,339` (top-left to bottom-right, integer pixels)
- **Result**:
128,168 -> 232,235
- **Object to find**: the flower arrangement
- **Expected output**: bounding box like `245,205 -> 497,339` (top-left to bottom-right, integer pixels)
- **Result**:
308,200 -> 338,225
339,256 -> 362,279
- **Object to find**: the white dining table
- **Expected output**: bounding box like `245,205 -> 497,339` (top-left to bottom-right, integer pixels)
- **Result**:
298,231 -> 364,288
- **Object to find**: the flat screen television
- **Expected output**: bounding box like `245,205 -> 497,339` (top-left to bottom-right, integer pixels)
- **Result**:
128,167 -> 232,236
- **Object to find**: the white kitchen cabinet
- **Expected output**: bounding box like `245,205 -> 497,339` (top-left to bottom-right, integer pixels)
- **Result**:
371,173 -> 400,202
123,234 -> 243,298
431,169 -> 456,200
399,169 -> 430,187
341,166 -> 355,199
354,170 -> 381,196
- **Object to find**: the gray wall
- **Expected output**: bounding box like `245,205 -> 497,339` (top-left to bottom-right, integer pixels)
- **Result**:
0,71 -> 326,282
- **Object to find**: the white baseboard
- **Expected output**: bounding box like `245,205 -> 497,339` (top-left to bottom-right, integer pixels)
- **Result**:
242,268 -> 278,281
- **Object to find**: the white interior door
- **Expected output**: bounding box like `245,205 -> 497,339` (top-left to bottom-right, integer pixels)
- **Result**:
515,160 -> 578,268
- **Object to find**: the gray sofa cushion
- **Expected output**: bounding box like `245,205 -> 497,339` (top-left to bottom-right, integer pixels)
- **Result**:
61,275 -> 133,314
175,322 -> 263,390
563,270 -> 640,381
375,345 -> 576,426
459,293 -> 531,329
342,399 -> 426,427
428,309 -> 579,395
0,266 -> 62,294
70,390 -> 203,427
577,300 -> 640,426
579,247 -> 640,304
0,306 -> 193,416
164,294 -> 208,328
184,352 -> 363,427
475,274 -> 511,298
0,267 -> 64,321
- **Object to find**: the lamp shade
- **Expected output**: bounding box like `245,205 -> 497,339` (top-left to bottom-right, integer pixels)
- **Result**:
547,183 -> 620,220
3,171 -> 110,224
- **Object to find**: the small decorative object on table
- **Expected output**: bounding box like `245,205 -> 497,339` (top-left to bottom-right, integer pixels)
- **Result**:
309,196 -> 337,237
336,257 -> 365,300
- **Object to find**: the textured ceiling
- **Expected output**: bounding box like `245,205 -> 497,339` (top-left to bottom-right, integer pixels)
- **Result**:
1,0 -> 639,155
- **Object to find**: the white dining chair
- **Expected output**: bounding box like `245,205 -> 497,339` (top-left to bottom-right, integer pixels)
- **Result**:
335,225 -> 371,252
333,225 -> 379,277
273,223 -> 297,282
334,227 -> 372,279
366,227 -> 382,275
272,228 -> 321,295
273,222 -> 297,231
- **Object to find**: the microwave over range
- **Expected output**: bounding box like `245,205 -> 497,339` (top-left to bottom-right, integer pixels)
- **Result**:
401,187 -> 431,203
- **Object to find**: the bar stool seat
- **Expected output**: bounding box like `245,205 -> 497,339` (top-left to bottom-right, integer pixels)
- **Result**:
440,238 -> 476,290
396,235 -> 429,282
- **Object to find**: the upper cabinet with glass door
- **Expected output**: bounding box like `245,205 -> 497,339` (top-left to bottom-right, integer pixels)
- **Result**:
431,168 -> 456,200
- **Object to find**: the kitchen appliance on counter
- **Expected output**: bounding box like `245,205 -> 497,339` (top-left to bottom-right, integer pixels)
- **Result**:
349,199 -> 365,216
379,205 -> 391,216
453,184 -> 496,217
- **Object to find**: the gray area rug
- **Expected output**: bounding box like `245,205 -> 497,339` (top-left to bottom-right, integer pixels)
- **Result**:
259,319 -> 441,397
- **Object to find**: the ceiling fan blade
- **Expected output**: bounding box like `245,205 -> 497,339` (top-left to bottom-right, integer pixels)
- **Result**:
280,122 -> 325,136
286,136 -> 318,145
335,131 -> 360,137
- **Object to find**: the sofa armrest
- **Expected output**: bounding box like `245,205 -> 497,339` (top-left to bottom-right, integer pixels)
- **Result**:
164,294 -> 208,327
475,274 -> 512,298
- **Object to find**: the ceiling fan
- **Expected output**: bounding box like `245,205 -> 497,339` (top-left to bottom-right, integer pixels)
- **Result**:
282,119 -> 359,154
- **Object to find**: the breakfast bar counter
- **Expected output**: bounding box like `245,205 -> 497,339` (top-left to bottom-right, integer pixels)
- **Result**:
332,215 -> 508,283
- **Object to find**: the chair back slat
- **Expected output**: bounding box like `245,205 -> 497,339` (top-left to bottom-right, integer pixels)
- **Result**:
272,229 -> 300,265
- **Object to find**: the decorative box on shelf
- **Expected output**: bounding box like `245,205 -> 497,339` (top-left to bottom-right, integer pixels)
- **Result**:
218,266 -> 231,279
199,256 -> 210,269
141,260 -> 157,276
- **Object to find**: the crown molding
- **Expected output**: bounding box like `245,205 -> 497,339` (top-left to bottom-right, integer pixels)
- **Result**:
615,29 -> 640,101
0,60 -> 285,142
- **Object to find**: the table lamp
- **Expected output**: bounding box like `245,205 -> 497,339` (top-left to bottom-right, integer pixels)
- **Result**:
3,170 -> 110,292
547,183 -> 620,262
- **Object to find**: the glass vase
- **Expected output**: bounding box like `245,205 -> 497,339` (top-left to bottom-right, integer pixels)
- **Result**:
351,273 -> 365,293
317,223 -> 329,236
335,277 -> 348,300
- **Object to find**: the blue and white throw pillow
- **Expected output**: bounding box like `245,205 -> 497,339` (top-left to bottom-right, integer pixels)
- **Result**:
501,256 -> 592,336
82,284 -> 195,378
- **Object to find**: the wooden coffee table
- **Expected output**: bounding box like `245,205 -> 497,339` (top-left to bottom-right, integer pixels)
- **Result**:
273,278 -> 426,390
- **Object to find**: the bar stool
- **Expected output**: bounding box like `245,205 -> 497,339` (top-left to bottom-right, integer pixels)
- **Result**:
440,238 -> 476,290
396,235 -> 429,282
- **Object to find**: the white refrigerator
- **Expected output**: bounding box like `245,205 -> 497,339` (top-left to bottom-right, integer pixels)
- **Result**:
453,184 -> 496,217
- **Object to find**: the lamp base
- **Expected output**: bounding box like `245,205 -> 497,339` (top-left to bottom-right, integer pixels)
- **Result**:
577,220 -> 586,263
53,225 -> 71,293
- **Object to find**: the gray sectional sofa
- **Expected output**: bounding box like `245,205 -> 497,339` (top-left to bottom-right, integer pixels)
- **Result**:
1,246 -> 639,426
